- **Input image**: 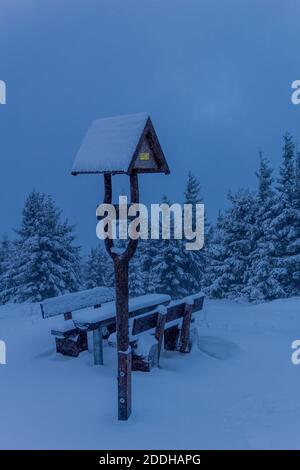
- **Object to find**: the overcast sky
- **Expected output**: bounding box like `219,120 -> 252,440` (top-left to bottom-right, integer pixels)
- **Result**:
0,0 -> 299,250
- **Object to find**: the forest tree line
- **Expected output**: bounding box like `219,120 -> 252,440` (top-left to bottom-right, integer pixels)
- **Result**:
0,133 -> 299,304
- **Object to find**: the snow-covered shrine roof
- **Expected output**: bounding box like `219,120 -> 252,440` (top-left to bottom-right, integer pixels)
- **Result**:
71,112 -> 170,175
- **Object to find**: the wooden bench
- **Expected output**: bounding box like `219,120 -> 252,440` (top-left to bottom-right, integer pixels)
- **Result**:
129,293 -> 205,371
73,293 -> 171,365
40,287 -> 115,357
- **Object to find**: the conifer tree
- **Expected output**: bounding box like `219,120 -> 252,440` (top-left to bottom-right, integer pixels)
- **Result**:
158,195 -> 187,299
285,149 -> 300,294
183,171 -> 207,293
244,153 -> 283,300
205,212 -> 228,297
208,189 -> 257,298
270,134 -> 299,296
84,244 -> 114,289
0,235 -> 14,304
140,233 -> 162,294
129,250 -> 146,297
7,191 -> 81,302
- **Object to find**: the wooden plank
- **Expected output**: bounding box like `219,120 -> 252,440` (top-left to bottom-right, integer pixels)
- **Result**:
132,301 -> 187,337
192,295 -> 204,313
128,299 -> 169,322
93,327 -> 103,365
132,311 -> 158,335
166,302 -> 186,323
130,295 -> 204,339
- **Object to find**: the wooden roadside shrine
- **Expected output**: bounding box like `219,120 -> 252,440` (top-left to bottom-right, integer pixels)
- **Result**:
72,113 -> 170,420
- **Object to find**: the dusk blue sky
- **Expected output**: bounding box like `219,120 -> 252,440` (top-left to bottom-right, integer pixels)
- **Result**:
0,0 -> 299,251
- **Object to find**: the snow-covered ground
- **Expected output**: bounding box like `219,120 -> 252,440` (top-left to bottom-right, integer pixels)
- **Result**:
0,297 -> 299,450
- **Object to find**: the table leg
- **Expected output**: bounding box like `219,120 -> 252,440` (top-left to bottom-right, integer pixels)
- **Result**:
93,327 -> 103,365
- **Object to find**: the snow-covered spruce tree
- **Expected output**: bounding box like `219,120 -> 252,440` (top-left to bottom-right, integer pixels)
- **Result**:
244,153 -> 284,301
281,147 -> 300,296
127,212 -> 161,296
269,133 -> 300,296
129,249 -> 146,297
139,228 -> 162,294
56,216 -> 81,294
205,211 -> 228,297
291,151 -> 300,294
84,244 -> 114,289
157,195 -> 187,299
207,189 -> 257,299
8,191 -> 81,303
182,171 -> 208,293
0,234 -> 15,304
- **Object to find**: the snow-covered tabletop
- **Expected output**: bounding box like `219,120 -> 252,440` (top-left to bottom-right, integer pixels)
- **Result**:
73,293 -> 171,327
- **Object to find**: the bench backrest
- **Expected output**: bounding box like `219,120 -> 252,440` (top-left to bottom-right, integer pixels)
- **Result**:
40,287 -> 115,319
132,293 -> 204,336
191,293 -> 204,312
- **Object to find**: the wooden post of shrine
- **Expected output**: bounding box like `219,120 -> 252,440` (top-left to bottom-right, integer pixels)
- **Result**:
103,172 -> 139,420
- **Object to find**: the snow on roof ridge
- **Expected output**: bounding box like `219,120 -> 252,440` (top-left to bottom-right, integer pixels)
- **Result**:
92,112 -> 149,123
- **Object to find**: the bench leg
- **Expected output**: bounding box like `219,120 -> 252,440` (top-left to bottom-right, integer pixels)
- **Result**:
131,338 -> 157,372
155,311 -> 167,364
55,331 -> 87,357
179,303 -> 193,353
164,325 -> 180,351
93,327 -> 103,365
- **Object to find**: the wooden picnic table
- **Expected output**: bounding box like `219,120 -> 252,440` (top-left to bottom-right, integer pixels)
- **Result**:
72,293 -> 171,365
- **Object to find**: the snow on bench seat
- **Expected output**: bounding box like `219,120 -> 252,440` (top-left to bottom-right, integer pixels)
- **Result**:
73,294 -> 171,327
41,287 -> 115,318
51,319 -> 78,337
